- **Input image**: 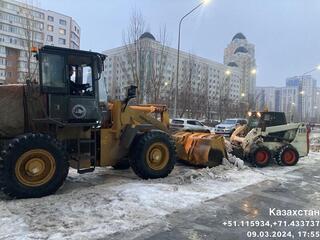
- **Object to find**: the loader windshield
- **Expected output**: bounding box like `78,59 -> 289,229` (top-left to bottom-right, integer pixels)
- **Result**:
41,53 -> 67,93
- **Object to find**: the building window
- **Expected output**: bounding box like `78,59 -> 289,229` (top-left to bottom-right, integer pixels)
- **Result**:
58,38 -> 66,45
48,16 -> 54,22
47,25 -> 54,32
59,19 -> 67,25
47,35 -> 53,42
59,28 -> 66,35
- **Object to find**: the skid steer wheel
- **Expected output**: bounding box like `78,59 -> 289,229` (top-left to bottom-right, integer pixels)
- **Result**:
275,145 -> 299,166
0,133 -> 69,198
250,145 -> 272,168
129,131 -> 176,179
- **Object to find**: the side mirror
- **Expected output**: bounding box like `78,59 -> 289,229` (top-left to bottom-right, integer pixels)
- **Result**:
97,56 -> 103,73
127,85 -> 137,100
93,55 -> 105,81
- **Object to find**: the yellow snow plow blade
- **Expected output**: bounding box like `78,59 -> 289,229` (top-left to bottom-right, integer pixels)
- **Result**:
172,132 -> 227,167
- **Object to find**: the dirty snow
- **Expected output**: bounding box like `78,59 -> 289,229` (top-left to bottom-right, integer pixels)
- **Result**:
0,134 -> 320,239
310,128 -> 320,152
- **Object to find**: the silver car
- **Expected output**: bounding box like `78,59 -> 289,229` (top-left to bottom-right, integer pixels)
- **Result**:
170,118 -> 212,132
214,118 -> 247,136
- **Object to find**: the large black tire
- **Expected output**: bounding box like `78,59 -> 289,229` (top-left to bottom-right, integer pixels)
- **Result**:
249,145 -> 272,168
0,133 -> 69,198
275,145 -> 299,166
129,131 -> 176,179
112,158 -> 130,170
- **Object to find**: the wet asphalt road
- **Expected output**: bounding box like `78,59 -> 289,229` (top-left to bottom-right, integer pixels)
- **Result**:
110,158 -> 320,240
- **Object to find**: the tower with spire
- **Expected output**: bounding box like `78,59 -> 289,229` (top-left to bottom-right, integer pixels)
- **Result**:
224,33 -> 256,107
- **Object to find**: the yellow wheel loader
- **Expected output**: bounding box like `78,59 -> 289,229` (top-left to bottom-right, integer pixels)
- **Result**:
0,46 -> 177,198
230,111 -> 310,167
0,46 -> 227,198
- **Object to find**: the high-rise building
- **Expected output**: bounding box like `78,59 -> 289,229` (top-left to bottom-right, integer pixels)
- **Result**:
224,33 -> 256,105
0,0 -> 80,84
315,88 -> 320,122
100,32 -> 242,119
255,74 -> 318,122
255,87 -> 279,111
286,75 -> 317,121
279,86 -> 299,121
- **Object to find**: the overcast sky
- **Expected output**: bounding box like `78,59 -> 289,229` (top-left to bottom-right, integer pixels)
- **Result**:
35,0 -> 320,87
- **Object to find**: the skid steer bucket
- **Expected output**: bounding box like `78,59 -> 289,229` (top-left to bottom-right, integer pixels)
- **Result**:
172,132 -> 227,167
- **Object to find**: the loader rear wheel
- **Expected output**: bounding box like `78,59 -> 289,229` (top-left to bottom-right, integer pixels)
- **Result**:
129,131 -> 176,179
0,133 -> 69,198
275,145 -> 299,166
250,145 -> 272,168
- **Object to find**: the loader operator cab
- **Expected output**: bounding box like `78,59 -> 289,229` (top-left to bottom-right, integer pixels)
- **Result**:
37,46 -> 106,124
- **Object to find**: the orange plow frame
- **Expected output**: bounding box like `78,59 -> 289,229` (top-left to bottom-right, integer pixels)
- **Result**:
172,132 -> 228,167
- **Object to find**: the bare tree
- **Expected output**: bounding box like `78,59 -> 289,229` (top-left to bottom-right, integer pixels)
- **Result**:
122,10 -> 170,104
145,26 -> 169,104
217,73 -> 231,121
160,69 -> 176,112
178,54 -> 195,118
122,9 -> 146,103
19,0 -> 41,82
193,64 -> 209,119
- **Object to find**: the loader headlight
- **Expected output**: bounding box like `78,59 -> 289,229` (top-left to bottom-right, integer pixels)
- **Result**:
257,112 -> 261,117
248,111 -> 252,117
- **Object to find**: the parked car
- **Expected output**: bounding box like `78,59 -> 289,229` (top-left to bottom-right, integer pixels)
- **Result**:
214,118 -> 247,136
170,118 -> 212,133
200,119 -> 221,127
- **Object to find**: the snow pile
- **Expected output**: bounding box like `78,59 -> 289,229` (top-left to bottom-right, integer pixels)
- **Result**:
310,131 -> 320,152
152,154 -> 245,185
225,153 -> 245,169
0,153 -> 319,240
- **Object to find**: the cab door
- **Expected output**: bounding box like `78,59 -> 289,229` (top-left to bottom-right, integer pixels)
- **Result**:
67,61 -> 100,122
39,50 -> 69,120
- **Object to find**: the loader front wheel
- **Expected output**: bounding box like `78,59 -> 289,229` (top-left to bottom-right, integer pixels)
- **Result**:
0,133 -> 69,198
129,131 -> 176,179
250,145 -> 272,168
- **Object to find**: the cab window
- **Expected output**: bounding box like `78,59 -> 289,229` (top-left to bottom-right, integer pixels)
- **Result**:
68,55 -> 94,96
41,53 -> 66,92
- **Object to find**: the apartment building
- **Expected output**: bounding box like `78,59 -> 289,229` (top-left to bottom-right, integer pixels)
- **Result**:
0,0 -> 80,84
100,32 -> 241,118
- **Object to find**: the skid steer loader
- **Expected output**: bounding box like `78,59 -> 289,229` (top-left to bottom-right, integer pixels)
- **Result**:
0,46 -> 178,198
230,111 -> 310,167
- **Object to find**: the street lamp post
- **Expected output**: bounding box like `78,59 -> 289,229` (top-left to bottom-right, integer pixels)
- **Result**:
290,102 -> 295,122
173,0 -> 210,117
